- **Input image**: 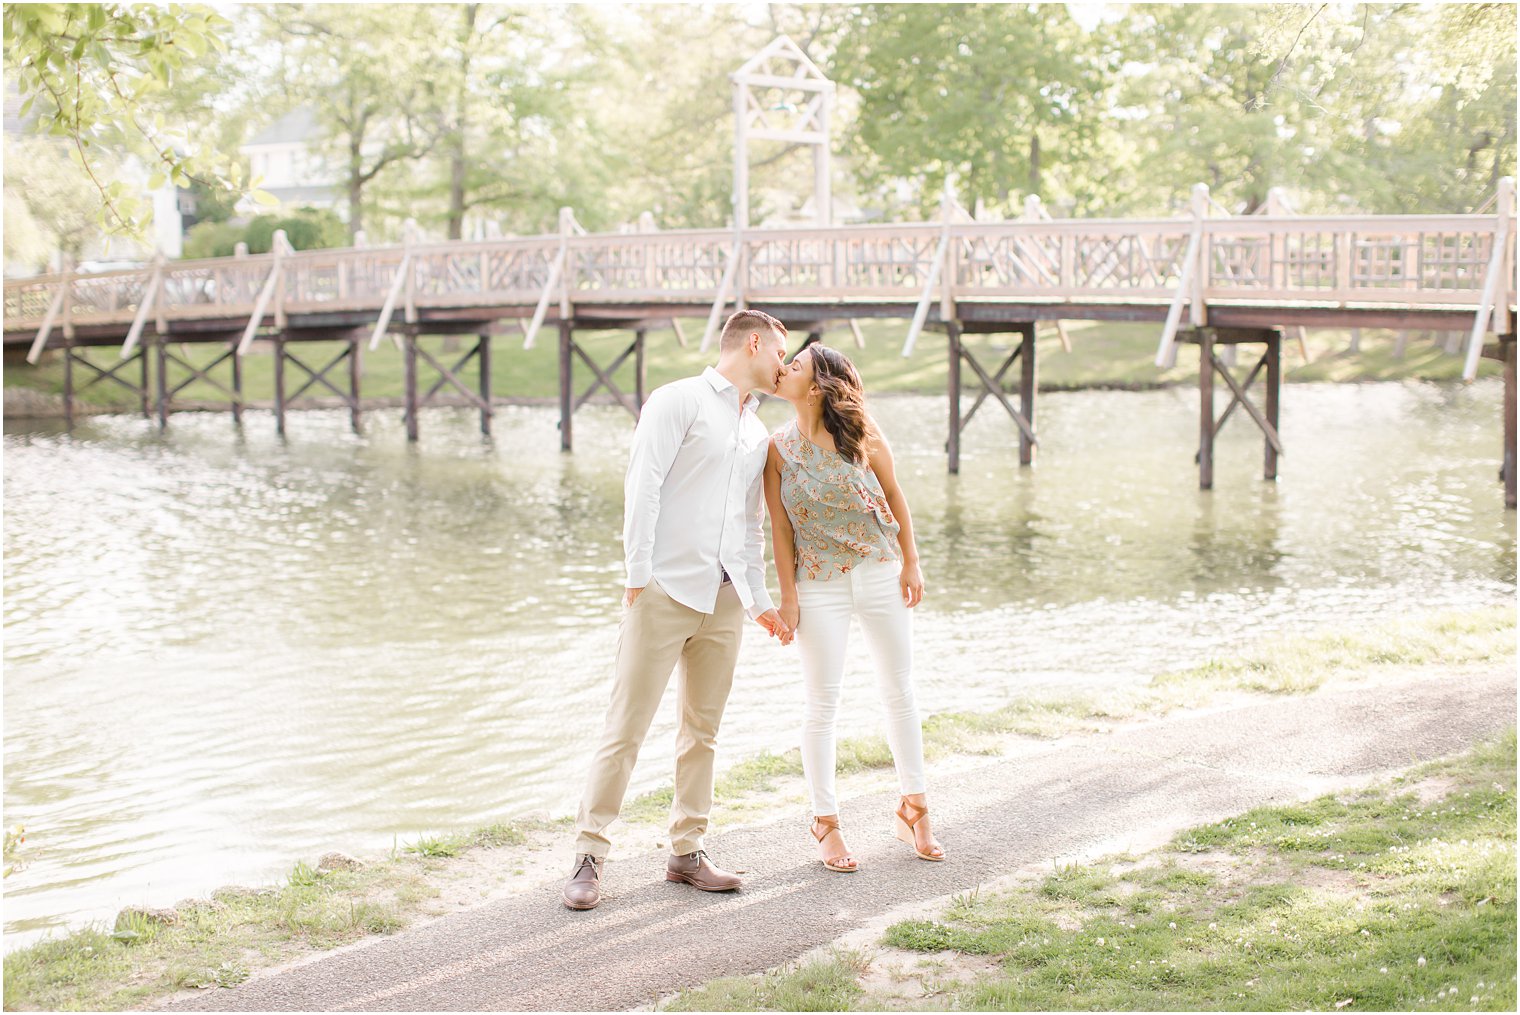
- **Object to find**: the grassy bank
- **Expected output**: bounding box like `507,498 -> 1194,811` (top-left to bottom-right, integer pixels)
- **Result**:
4,319 -> 1496,416
666,729 -> 1517,1012
0,821 -> 569,1011
2,605 -> 1511,1010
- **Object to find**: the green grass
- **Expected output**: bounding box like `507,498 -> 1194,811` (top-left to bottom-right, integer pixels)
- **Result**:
5,320 -> 1499,415
665,730 -> 1517,1012
663,949 -> 870,1012
0,818 -> 542,1012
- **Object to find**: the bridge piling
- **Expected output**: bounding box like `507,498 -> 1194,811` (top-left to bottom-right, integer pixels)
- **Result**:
1199,330 -> 1215,490
1265,332 -> 1281,482
350,334 -> 364,435
634,328 -> 647,413
558,321 -> 573,452
1019,323 -> 1037,467
62,338 -> 73,431
947,322 -> 962,475
274,335 -> 288,437
1505,337 -> 1516,509
476,333 -> 490,437
402,330 -> 418,443
154,338 -> 168,430
230,341 -> 242,428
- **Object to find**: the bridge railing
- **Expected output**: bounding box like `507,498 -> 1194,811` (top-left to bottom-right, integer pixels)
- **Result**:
5,210 -> 1514,332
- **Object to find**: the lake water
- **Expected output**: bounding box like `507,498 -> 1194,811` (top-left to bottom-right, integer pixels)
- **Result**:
3,381 -> 1514,950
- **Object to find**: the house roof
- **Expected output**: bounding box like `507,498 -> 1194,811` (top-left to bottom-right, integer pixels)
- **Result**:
245,108 -> 321,148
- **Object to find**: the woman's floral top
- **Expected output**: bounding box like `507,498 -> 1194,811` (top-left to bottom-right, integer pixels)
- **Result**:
774,420 -> 900,581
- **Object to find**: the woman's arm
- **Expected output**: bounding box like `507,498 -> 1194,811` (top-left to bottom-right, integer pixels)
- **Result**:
763,441 -> 800,642
866,426 -> 924,608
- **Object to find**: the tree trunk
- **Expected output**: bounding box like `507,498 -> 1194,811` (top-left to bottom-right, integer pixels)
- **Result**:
1028,130 -> 1041,197
447,4 -> 478,241
348,135 -> 366,240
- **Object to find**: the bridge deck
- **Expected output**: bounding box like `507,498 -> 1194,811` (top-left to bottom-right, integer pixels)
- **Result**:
5,211 -> 1515,350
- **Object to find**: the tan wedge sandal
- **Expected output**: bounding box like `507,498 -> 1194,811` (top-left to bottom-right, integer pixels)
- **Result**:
895,797 -> 946,861
811,815 -> 859,873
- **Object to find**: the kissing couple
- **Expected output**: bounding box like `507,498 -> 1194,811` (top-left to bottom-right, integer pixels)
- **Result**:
563,309 -> 944,911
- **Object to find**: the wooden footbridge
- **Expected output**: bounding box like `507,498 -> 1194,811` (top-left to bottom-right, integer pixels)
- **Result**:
5,181 -> 1515,505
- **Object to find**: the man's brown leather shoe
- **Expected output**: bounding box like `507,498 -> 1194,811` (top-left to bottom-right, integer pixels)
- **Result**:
665,849 -> 741,891
562,853 -> 603,910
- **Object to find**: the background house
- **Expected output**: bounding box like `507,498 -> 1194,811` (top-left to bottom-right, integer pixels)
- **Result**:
238,108 -> 341,217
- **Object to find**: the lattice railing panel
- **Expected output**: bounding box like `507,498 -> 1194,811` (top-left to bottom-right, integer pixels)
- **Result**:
1074,234 -> 1188,290
957,234 -> 1062,289
3,214 -> 1512,332
69,273 -> 149,321
4,279 -> 57,321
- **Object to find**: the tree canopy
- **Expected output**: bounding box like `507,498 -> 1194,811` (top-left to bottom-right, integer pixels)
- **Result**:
4,1 -> 1514,266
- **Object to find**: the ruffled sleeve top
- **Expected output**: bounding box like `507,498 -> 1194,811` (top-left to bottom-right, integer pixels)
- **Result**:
773,420 -> 901,581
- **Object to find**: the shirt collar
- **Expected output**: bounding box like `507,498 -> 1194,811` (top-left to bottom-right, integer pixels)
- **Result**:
702,366 -> 758,415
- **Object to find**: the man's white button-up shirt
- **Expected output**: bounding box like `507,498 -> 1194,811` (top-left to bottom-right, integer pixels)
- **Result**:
623,367 -> 775,619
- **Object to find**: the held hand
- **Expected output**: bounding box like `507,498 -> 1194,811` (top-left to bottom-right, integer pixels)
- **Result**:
899,561 -> 924,608
778,602 -> 799,647
623,587 -> 645,607
755,608 -> 786,640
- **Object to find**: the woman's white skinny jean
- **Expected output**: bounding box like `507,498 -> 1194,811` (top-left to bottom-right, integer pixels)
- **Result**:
796,559 -> 926,816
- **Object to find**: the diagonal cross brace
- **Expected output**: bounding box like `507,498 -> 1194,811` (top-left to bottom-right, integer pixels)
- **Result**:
285,347 -> 356,403
572,340 -> 640,419
165,347 -> 240,402
1209,351 -> 1268,439
958,344 -> 1037,446
1209,351 -> 1283,455
72,348 -> 147,397
573,339 -> 639,415
414,342 -> 490,413
958,344 -> 1022,435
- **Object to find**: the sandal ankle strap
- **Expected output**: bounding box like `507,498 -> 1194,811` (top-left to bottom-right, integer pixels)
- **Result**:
811,815 -> 840,842
897,798 -> 928,826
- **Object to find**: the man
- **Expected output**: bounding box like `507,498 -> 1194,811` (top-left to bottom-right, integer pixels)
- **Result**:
563,309 -> 791,911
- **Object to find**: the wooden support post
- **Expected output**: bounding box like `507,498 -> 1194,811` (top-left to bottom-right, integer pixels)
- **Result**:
1348,327 -> 1363,354
635,328 -> 647,414
1393,329 -> 1409,359
140,347 -> 151,419
230,340 -> 243,427
1019,323 -> 1036,467
1505,338 -> 1516,510
155,337 -> 168,430
62,341 -> 74,431
477,333 -> 492,437
1199,329 -> 1214,490
349,336 -> 364,434
947,323 -> 962,475
1264,332 -> 1281,481
558,321 -> 573,452
403,331 -> 419,443
274,335 -> 287,438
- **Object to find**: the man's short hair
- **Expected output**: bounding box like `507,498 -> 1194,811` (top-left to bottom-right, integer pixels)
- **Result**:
719,309 -> 787,352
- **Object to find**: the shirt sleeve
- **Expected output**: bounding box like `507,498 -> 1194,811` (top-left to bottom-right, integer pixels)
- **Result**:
742,454 -> 775,618
623,386 -> 691,589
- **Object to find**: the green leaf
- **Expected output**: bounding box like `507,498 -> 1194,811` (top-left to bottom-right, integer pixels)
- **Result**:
251,189 -> 280,207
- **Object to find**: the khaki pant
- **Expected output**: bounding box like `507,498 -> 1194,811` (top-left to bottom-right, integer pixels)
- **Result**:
573,579 -> 744,858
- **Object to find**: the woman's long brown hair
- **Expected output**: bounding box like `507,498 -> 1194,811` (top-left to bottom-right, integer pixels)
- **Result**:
808,344 -> 877,465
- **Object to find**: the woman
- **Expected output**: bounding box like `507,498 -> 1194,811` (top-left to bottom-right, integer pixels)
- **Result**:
763,343 -> 944,872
